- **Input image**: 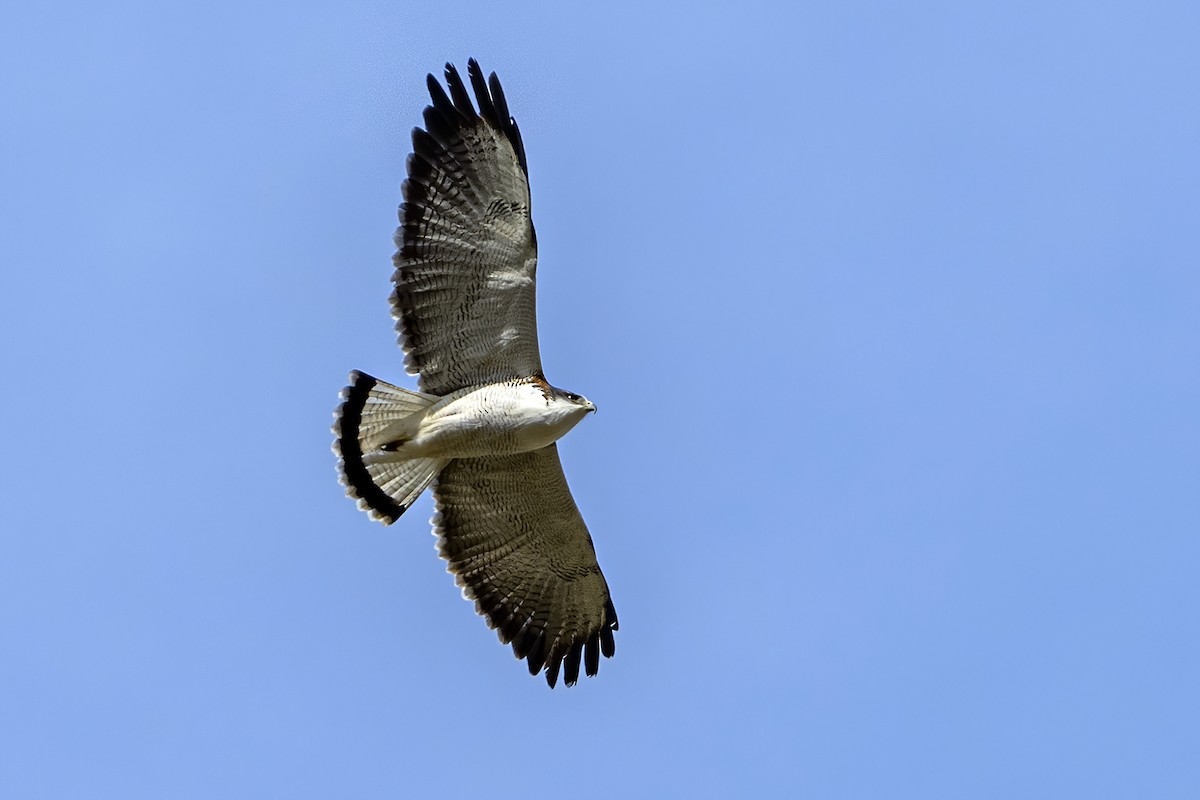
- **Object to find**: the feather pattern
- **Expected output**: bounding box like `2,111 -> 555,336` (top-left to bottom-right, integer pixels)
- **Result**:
433,445 -> 618,687
393,59 -> 540,396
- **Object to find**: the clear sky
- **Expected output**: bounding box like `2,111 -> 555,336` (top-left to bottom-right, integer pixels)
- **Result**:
3,2 -> 1198,797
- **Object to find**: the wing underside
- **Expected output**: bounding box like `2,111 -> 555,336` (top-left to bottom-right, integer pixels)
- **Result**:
393,59 -> 542,396
432,445 -> 618,687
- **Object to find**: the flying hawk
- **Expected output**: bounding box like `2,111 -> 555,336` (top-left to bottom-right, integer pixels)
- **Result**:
333,59 -> 618,688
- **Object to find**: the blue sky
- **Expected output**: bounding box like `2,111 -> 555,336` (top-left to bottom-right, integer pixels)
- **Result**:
3,2 -> 1198,797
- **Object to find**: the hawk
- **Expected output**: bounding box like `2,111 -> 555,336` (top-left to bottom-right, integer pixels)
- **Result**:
333,59 -> 618,688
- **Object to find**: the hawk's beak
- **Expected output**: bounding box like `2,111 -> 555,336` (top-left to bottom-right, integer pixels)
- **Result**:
585,400 -> 597,414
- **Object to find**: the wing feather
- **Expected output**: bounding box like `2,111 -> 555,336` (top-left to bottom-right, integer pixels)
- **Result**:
394,59 -> 540,395
468,59 -> 500,126
432,445 -> 619,687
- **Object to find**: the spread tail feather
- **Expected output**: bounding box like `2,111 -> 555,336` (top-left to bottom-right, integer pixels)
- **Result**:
333,370 -> 447,524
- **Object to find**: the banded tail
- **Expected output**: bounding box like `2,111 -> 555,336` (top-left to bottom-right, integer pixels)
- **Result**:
333,370 -> 447,524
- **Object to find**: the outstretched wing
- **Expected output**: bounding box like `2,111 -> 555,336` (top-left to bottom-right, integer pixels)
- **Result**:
433,445 -> 619,688
393,59 -> 541,396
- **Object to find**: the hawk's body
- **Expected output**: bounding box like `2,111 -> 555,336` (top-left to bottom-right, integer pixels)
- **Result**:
333,60 -> 618,688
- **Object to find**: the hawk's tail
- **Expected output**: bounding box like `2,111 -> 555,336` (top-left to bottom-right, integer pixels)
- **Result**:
332,370 -> 448,524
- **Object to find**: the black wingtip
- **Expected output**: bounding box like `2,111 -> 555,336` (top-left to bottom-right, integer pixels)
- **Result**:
525,630 -> 548,675
488,72 -> 511,125
425,73 -> 457,122
544,658 -> 561,689
413,58 -> 528,181
443,62 -> 476,118
600,601 -> 618,659
563,642 -> 584,687
466,58 -> 499,127
500,613 -> 528,649
535,602 -> 620,687
507,117 -> 530,177
584,633 -> 601,678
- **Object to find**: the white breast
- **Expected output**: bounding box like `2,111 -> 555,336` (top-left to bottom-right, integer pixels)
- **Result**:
406,382 -> 589,459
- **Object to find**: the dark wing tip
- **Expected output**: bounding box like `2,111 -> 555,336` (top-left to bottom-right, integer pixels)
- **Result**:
525,630 -> 548,675
488,72 -> 511,125
507,116 -> 530,177
466,57 -> 500,128
601,599 -> 618,658
425,73 -> 458,122
411,58 -> 528,181
584,633 -> 601,678
443,62 -> 476,118
528,596 -> 620,687
563,642 -> 584,687
485,68 -> 529,176
545,659 -> 561,688
541,598 -> 621,688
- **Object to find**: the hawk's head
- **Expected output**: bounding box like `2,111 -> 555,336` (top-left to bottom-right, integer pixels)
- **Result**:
556,388 -> 596,414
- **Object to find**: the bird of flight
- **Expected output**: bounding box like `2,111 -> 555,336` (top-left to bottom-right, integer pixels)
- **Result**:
333,59 -> 618,688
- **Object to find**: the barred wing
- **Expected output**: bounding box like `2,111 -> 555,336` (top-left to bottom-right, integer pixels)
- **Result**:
433,445 -> 619,687
393,59 -> 541,395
